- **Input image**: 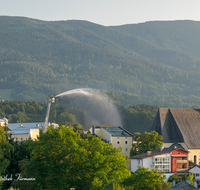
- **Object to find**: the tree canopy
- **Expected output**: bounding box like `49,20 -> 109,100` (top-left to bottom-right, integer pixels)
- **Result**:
0,127 -> 14,189
120,166 -> 171,190
23,126 -> 130,190
130,131 -> 163,156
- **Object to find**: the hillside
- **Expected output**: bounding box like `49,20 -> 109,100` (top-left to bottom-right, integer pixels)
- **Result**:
1,16 -> 200,107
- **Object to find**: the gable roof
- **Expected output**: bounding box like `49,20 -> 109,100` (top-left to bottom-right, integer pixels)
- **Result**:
167,181 -> 198,190
129,147 -> 188,160
152,108 -> 200,149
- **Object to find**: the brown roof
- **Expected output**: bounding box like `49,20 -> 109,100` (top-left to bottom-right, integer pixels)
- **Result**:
129,147 -> 187,159
152,108 -> 200,149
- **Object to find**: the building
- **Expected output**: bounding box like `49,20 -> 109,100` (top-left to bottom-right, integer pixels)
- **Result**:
0,117 -> 8,126
167,181 -> 198,190
129,146 -> 189,181
0,117 -> 58,141
90,126 -> 133,157
189,165 -> 200,183
152,108 -> 200,164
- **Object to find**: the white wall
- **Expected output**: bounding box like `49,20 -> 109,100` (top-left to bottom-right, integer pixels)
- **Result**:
131,157 -> 153,173
143,157 -> 153,168
131,159 -> 140,172
189,166 -> 200,181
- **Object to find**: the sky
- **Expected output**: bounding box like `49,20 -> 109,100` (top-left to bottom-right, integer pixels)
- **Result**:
1,0 -> 200,26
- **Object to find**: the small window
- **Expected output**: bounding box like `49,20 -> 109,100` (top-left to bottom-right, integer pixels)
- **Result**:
121,147 -> 123,151
125,137 -> 127,139
125,147 -> 128,152
178,152 -> 181,154
196,173 -> 199,177
117,137 -> 120,139
194,155 -> 197,164
117,140 -> 120,145
125,140 -> 128,144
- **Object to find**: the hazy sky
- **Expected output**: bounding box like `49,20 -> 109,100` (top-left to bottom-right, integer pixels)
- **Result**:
1,0 -> 200,26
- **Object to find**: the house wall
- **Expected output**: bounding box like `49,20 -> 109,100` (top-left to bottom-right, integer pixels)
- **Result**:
30,129 -> 39,140
171,149 -> 188,172
143,157 -> 153,168
11,134 -> 29,141
131,159 -> 141,172
112,136 -> 132,156
95,128 -> 102,137
188,149 -> 200,165
131,157 -> 153,173
101,128 -> 111,142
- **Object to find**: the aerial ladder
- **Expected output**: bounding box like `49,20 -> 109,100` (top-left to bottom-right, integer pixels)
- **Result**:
44,95 -> 55,132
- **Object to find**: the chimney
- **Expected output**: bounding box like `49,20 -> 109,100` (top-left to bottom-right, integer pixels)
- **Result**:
20,123 -> 23,128
36,123 -> 39,128
172,180 -> 176,187
147,151 -> 151,156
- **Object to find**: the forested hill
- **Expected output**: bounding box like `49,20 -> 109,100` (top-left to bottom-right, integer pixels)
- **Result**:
1,16 -> 200,107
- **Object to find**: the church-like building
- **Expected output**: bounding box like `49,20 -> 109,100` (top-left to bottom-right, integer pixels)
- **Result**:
152,108 -> 200,164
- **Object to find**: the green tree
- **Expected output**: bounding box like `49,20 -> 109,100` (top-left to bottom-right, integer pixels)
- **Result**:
167,174 -> 181,183
130,131 -> 163,156
23,126 -> 130,190
121,166 -> 171,190
0,127 -> 14,189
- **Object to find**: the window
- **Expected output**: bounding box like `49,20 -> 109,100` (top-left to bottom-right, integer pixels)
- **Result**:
125,147 -> 128,152
196,173 -> 199,177
117,140 -> 120,145
117,137 -> 120,139
125,140 -> 128,144
194,155 -> 197,164
154,157 -> 170,172
121,147 -> 123,151
125,137 -> 127,139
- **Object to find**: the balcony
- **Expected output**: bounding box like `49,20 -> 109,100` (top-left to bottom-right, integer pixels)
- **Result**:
176,160 -> 187,163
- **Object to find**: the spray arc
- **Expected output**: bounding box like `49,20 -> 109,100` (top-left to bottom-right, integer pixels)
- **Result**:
44,88 -> 122,132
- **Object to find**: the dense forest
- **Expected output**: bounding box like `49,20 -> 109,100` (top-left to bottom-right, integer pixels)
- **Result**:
0,99 -> 158,134
1,17 -> 200,108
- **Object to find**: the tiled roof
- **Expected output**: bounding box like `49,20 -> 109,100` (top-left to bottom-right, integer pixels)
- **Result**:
129,147 -> 187,159
152,108 -> 200,149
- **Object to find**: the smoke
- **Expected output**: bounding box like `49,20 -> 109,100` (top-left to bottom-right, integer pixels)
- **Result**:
56,88 -> 122,129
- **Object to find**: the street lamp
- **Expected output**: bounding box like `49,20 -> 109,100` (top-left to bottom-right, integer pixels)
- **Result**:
44,95 -> 55,132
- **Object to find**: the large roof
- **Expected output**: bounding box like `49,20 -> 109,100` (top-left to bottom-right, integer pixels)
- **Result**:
152,108 -> 200,149
7,122 -> 46,135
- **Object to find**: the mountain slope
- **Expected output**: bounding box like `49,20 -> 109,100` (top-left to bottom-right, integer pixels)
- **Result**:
1,16 -> 200,107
